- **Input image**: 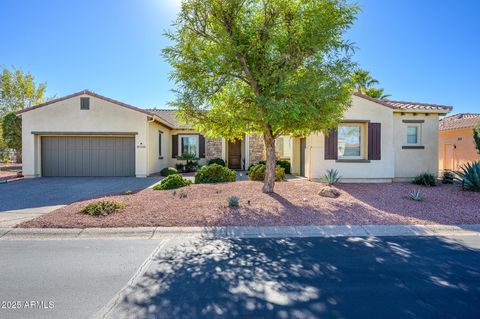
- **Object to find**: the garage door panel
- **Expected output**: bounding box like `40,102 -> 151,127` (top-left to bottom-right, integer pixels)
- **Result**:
41,136 -> 135,177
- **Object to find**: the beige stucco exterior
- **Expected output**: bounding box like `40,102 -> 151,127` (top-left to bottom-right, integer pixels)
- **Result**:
439,128 -> 480,171
22,94 -> 151,178
20,91 -> 448,181
289,95 -> 445,182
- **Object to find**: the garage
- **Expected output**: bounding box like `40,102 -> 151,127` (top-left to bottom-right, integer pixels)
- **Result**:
41,136 -> 135,177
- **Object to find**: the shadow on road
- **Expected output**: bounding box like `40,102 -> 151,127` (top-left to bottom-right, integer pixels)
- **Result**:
111,236 -> 480,319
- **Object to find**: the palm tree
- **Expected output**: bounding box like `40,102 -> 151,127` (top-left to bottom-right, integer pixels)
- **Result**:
365,87 -> 391,100
351,69 -> 379,94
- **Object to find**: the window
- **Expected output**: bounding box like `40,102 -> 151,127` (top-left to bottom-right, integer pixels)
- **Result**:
407,126 -> 418,144
338,124 -> 365,159
179,135 -> 199,156
80,97 -> 90,110
158,131 -> 163,157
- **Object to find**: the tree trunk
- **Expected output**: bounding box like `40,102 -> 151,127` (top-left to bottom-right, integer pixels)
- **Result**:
262,135 -> 276,193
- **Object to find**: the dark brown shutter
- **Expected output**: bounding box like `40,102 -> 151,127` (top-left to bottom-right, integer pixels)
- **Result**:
172,135 -> 178,158
324,128 -> 338,160
199,135 -> 206,158
368,123 -> 381,160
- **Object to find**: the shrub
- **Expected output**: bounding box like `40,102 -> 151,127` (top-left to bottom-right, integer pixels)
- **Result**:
153,174 -> 192,190
175,163 -> 185,172
454,161 -> 480,192
441,170 -> 454,184
81,200 -> 125,216
124,190 -> 133,195
323,169 -> 341,186
409,190 -> 424,201
160,167 -> 178,177
254,160 -> 291,174
195,164 -> 236,184
248,164 -> 285,181
208,157 -> 226,167
177,152 -> 199,172
412,172 -> 436,187
227,196 -> 240,207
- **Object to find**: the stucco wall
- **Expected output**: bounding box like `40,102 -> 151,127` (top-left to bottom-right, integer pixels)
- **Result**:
21,94 -> 149,177
393,113 -> 440,179
305,95 -> 395,182
147,121 -> 172,175
439,128 -> 480,171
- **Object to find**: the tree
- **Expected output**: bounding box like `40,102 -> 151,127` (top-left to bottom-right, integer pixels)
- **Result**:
351,69 -> 379,94
163,0 -> 359,193
0,67 -> 47,162
2,112 -> 21,162
474,122 -> 480,154
365,87 -> 391,100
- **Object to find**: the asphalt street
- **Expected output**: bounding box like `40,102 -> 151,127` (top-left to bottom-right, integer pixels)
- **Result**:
1,235 -> 479,319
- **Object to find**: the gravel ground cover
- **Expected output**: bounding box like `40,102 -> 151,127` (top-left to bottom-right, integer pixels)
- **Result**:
19,180 -> 480,228
0,163 -> 21,181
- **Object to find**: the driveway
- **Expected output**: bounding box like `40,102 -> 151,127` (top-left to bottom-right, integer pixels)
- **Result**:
0,177 -> 160,226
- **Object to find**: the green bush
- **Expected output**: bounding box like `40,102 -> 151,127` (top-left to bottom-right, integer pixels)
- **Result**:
412,172 -> 436,187
248,164 -> 285,181
441,170 -> 454,184
227,196 -> 240,207
254,160 -> 291,174
454,161 -> 480,192
160,167 -> 178,177
409,190 -> 424,201
153,174 -> 192,190
208,157 -> 226,167
195,164 -> 236,184
81,200 -> 125,216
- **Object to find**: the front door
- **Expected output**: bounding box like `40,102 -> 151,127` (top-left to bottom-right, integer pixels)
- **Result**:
228,140 -> 242,169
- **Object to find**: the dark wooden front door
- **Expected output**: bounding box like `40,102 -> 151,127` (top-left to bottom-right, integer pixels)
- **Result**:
228,140 -> 242,169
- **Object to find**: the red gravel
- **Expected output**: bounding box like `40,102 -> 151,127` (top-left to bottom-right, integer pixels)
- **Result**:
18,180 -> 480,228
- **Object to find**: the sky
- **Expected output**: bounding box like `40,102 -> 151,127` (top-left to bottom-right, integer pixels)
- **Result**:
0,0 -> 479,114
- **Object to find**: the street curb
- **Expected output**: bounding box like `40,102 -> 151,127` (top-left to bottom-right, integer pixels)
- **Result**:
1,224 -> 479,240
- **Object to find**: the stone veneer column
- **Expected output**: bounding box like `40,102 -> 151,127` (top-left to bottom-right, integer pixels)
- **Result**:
205,138 -> 223,161
248,133 -> 265,165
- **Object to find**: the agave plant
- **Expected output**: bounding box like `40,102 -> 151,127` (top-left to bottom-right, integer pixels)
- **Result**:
454,161 -> 480,192
323,169 -> 341,186
409,190 -> 424,201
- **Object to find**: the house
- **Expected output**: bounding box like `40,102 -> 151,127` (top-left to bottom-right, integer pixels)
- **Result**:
17,90 -> 452,182
438,113 -> 480,171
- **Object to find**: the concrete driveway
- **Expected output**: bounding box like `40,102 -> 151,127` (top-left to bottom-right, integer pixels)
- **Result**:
0,177 -> 160,227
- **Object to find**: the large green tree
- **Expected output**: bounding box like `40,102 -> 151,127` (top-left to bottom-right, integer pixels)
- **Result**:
0,67 -> 47,162
164,0 -> 359,192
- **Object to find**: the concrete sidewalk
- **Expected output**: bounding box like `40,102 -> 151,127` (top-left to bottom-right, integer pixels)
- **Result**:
1,224 -> 479,240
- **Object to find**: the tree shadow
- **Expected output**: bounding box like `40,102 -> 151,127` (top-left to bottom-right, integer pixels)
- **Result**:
109,236 -> 480,319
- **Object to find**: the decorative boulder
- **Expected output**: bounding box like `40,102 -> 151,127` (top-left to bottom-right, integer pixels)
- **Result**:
318,186 -> 340,198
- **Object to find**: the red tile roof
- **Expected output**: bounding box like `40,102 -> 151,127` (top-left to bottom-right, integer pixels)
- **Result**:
439,113 -> 480,131
354,92 -> 452,113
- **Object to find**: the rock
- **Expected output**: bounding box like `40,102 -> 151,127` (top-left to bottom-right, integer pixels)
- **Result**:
318,186 -> 340,198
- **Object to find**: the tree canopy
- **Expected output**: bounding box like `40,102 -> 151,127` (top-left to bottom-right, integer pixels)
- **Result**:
0,67 -> 48,162
164,0 -> 359,192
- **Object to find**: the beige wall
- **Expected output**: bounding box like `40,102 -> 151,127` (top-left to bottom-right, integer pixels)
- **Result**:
21,94 -> 150,177
147,121 -> 172,175
304,95 -> 395,182
439,128 -> 480,171
393,113 -> 440,179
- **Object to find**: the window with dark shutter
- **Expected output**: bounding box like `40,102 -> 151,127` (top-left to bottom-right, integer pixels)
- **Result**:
158,131 -> 163,157
172,135 -> 178,158
368,123 -> 381,160
80,97 -> 90,110
324,128 -> 338,160
199,135 -> 205,158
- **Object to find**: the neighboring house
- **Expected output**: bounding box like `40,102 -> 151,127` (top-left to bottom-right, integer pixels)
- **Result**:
438,113 -> 480,171
17,90 -> 451,182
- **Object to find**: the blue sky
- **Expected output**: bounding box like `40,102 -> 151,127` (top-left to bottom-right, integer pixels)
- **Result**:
0,0 -> 478,114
